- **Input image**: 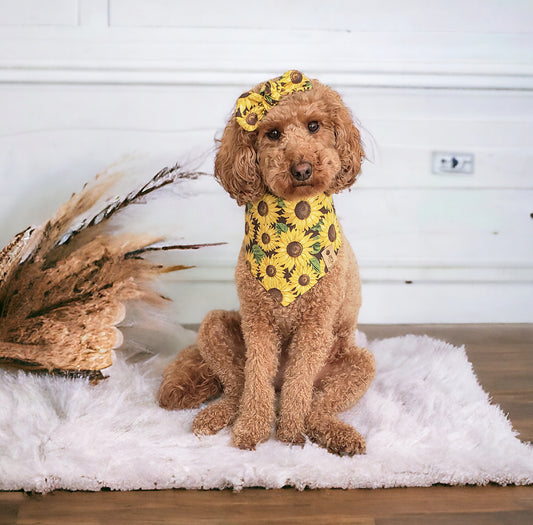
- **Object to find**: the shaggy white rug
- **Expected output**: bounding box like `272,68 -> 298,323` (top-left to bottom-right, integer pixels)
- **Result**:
1,329 -> 532,492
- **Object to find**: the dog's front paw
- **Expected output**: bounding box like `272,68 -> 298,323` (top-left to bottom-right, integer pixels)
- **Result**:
276,417 -> 306,446
232,415 -> 271,450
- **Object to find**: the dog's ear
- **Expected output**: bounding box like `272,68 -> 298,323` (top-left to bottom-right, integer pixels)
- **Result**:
214,117 -> 266,206
328,89 -> 364,194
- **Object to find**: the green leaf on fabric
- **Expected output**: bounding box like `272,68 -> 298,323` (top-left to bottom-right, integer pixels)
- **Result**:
311,242 -> 322,254
309,256 -> 322,274
252,244 -> 265,263
310,218 -> 324,232
275,222 -> 288,235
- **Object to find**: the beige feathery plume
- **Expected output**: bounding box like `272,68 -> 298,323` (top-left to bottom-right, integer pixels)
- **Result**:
0,165 -> 219,379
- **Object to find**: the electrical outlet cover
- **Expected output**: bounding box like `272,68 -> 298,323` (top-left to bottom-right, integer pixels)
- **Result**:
432,152 -> 474,174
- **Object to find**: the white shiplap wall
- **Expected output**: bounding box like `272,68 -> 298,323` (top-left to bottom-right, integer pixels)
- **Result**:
0,0 -> 532,324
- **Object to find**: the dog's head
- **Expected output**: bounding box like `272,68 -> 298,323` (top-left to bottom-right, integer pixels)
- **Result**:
215,72 -> 364,205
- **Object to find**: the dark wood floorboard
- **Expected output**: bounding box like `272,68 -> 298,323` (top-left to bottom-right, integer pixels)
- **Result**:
5,485 -> 533,524
1,324 -> 532,525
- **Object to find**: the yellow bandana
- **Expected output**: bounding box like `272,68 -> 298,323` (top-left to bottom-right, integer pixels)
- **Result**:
244,193 -> 342,306
235,70 -> 312,131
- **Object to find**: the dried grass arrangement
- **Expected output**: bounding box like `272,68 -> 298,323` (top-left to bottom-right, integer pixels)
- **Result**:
0,165 -> 216,379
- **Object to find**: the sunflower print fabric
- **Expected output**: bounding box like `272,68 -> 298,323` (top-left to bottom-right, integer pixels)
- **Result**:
235,70 -> 312,131
244,193 -> 342,306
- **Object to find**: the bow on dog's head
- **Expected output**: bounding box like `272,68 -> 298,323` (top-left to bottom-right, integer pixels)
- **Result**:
235,70 -> 312,131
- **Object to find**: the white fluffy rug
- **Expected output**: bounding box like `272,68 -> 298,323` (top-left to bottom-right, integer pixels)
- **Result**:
1,330 -> 532,492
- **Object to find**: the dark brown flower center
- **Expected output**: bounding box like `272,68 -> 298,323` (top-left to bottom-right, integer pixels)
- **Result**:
268,288 -> 283,303
266,265 -> 276,277
262,233 -> 271,245
328,224 -> 337,243
245,222 -> 250,235
291,71 -> 303,84
257,201 -> 268,216
294,201 -> 311,220
246,112 -> 258,125
298,274 -> 310,286
287,241 -> 303,258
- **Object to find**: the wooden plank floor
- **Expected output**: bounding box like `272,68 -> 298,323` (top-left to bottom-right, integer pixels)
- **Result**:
1,324 -> 532,525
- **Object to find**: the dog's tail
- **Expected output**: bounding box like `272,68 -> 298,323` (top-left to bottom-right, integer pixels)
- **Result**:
158,344 -> 222,409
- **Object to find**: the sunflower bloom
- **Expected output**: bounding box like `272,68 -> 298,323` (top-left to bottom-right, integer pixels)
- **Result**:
235,92 -> 268,131
276,228 -> 317,272
256,223 -> 278,252
289,268 -> 319,296
319,212 -> 342,253
284,196 -> 325,231
277,70 -> 312,94
252,193 -> 281,229
258,253 -> 287,290
244,214 -> 257,248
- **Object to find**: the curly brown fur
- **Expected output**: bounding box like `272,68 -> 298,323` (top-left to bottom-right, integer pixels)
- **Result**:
158,345 -> 221,409
159,76 -> 375,455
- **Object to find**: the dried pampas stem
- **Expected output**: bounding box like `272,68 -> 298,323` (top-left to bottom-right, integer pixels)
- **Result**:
0,164 -> 219,376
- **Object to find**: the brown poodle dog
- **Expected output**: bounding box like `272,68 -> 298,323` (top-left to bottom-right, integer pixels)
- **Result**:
158,71 -> 375,455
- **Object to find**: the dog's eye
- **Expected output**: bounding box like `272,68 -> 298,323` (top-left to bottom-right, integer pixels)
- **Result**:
308,121 -> 319,134
266,129 -> 281,141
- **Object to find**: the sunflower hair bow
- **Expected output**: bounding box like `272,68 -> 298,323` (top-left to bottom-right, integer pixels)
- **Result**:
235,70 -> 312,131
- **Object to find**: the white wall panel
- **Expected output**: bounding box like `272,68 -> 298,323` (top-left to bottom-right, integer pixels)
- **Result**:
109,0 -> 533,33
0,1 -> 532,323
0,0 -> 78,26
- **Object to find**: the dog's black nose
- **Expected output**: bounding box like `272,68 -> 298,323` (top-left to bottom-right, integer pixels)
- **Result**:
291,161 -> 313,181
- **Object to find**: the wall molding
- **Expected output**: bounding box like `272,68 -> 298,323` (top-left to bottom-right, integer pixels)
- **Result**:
1,64 -> 532,90
1,26 -> 532,90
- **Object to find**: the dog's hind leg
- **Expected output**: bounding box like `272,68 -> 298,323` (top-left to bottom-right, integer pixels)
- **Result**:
305,338 -> 375,456
192,310 -> 246,436
158,344 -> 222,410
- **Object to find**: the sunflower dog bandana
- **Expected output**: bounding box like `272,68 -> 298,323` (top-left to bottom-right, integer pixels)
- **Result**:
235,70 -> 312,131
244,193 -> 342,306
